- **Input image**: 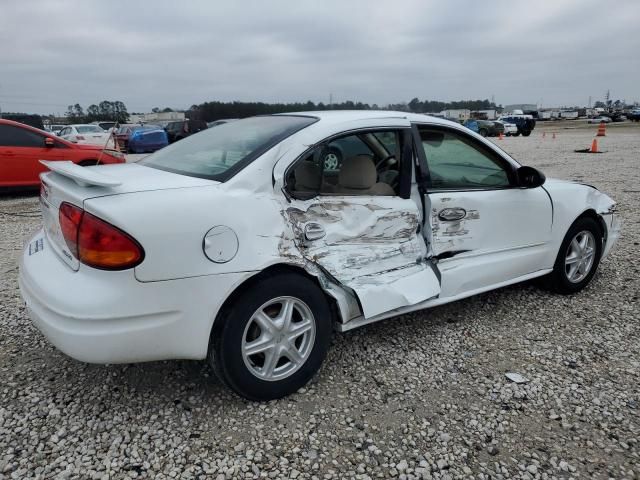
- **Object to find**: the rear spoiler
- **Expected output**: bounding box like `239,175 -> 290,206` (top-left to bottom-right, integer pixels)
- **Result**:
39,161 -> 122,188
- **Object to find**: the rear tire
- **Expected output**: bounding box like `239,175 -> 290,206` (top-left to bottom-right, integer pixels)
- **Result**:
478,128 -> 488,137
542,217 -> 603,294
208,273 -> 333,400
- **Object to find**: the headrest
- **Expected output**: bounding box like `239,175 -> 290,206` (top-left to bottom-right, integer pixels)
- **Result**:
338,155 -> 377,190
294,162 -> 321,191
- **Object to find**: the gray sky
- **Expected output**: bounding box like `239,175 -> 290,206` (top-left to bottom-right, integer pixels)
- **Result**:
1,0 -> 638,114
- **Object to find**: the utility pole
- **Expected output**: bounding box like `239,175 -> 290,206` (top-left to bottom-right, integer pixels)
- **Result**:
329,93 -> 333,109
588,96 -> 592,108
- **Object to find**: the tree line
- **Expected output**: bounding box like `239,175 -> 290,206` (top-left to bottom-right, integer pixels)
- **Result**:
57,98 -> 501,124
187,99 -> 499,121
64,100 -> 129,123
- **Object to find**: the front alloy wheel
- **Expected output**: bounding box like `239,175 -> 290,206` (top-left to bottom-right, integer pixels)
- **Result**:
543,216 -> 603,294
564,230 -> 596,283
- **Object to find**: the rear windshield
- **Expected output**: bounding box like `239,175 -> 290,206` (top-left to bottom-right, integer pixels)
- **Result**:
76,125 -> 104,133
141,115 -> 317,181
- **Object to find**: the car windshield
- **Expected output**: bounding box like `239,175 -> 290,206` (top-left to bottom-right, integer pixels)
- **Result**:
76,125 -> 104,133
142,115 -> 317,181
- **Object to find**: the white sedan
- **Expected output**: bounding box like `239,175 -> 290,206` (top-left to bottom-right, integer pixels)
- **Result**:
588,116 -> 612,124
20,111 -> 621,400
58,124 -> 115,148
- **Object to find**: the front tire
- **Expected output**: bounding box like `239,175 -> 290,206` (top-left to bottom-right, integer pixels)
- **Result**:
209,273 -> 333,400
544,217 -> 603,294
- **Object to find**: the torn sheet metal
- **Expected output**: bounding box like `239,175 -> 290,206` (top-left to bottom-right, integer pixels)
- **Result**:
348,263 -> 440,318
285,196 -> 441,319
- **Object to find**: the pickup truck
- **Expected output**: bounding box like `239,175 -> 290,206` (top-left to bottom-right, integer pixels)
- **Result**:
497,115 -> 536,136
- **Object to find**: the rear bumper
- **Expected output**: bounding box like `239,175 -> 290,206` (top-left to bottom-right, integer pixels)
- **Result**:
19,229 -> 252,364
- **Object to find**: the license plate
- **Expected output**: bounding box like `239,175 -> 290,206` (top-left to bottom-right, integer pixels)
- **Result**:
29,238 -> 44,256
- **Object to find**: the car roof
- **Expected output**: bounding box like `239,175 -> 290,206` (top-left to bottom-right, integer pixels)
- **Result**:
276,110 -> 456,127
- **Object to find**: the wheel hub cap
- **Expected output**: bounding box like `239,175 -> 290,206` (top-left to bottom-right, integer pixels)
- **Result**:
241,296 -> 316,382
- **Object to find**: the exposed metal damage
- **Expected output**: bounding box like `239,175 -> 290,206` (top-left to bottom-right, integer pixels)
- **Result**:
281,196 -> 441,319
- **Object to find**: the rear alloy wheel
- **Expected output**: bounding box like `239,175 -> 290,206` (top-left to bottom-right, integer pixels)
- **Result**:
209,273 -> 332,400
543,217 -> 603,294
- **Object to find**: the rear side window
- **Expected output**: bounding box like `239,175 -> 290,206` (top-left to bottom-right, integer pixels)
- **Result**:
0,124 -> 45,147
287,129 -> 403,198
142,116 -> 317,181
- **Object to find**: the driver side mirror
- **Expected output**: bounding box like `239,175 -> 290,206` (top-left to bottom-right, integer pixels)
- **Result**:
44,137 -> 55,148
517,166 -> 545,188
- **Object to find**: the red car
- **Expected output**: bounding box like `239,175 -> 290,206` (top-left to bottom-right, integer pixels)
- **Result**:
0,119 -> 125,187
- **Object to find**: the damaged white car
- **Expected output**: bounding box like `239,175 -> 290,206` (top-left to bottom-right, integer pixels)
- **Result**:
19,111 -> 621,400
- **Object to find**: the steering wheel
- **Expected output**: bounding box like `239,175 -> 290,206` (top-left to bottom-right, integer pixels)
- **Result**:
375,154 -> 396,170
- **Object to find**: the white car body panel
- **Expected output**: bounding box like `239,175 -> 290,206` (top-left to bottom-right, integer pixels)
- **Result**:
59,124 -> 115,148
425,188 -> 552,297
19,111 -> 621,364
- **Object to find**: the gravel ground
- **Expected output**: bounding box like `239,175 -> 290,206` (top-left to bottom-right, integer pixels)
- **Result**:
0,124 -> 638,479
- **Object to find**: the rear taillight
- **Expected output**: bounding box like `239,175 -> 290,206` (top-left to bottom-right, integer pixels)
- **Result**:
58,202 -> 144,270
59,202 -> 83,256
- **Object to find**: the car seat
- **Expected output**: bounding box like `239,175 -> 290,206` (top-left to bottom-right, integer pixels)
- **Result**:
336,155 -> 395,195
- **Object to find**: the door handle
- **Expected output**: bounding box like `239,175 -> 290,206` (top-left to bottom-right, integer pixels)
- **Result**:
304,222 -> 325,241
438,207 -> 466,221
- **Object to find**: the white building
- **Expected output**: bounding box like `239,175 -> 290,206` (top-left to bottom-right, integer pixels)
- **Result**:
129,111 -> 185,125
441,109 -> 471,121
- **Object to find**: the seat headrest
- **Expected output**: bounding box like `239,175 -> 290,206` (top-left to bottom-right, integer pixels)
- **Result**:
338,155 -> 377,190
294,162 -> 321,191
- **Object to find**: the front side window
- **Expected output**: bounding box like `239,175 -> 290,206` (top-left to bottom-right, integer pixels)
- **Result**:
142,115 -> 317,181
287,130 -> 402,197
0,125 -> 45,147
419,127 -> 513,189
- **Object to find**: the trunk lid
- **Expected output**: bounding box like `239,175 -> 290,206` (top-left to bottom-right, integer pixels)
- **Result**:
39,162 -> 217,270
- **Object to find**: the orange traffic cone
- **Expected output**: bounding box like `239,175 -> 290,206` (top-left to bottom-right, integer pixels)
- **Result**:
498,132 -> 504,140
596,121 -> 606,137
590,138 -> 599,153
